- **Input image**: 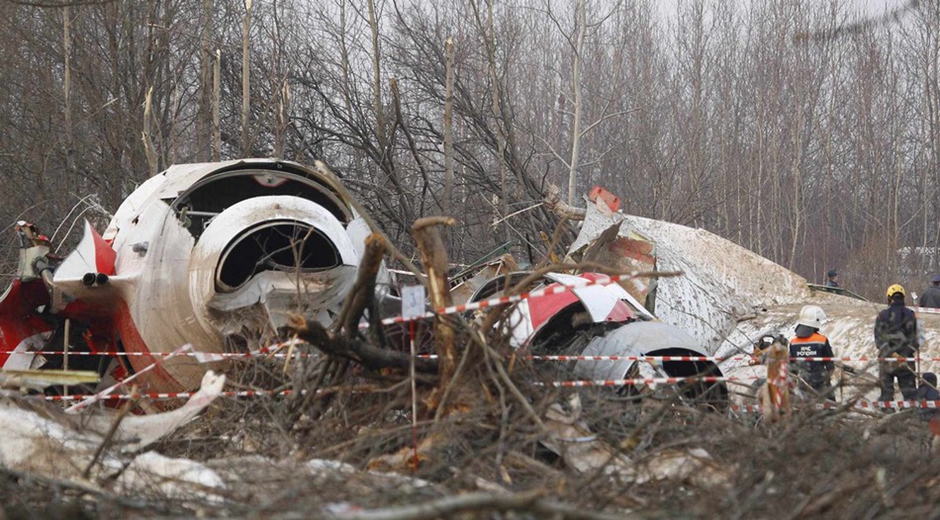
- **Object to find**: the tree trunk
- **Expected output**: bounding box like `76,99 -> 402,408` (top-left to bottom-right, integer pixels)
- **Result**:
241,0 -> 252,155
411,217 -> 457,384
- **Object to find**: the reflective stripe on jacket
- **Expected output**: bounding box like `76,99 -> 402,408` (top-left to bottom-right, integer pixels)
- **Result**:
789,332 -> 834,385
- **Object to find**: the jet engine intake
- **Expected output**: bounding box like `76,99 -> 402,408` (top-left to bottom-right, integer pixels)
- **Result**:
215,221 -> 340,293
189,196 -> 359,321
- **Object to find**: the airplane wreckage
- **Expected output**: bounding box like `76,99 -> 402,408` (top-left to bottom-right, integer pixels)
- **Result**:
2,159 -> 940,510
0,158 -> 937,408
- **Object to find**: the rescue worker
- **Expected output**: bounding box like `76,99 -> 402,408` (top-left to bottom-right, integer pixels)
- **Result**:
914,372 -> 940,422
826,269 -> 840,288
919,274 -> 940,309
875,284 -> 920,401
789,305 -> 835,400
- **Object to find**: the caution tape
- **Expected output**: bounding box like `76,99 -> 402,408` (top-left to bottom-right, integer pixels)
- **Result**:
0,350 -> 310,360
38,384 -> 382,402
0,339 -> 309,361
29,375 -> 757,403
66,343 -> 193,413
731,400 -> 940,413
524,355 -> 743,362
789,357 -> 925,363
44,389 -> 296,402
8,349 -> 940,364
538,375 -> 761,388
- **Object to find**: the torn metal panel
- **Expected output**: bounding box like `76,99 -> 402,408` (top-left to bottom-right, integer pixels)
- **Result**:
569,198 -> 812,354
568,222 -> 656,307
573,321 -> 707,382
541,394 -> 730,489
492,273 -> 637,348
451,254 -> 518,305
542,395 -> 633,475
0,371 -> 226,500
470,270 -> 726,402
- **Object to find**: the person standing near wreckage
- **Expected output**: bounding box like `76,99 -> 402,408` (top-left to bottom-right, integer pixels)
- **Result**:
875,284 -> 920,401
919,275 -> 940,309
789,305 -> 835,400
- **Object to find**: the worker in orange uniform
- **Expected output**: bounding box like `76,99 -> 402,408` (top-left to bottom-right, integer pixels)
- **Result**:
789,305 -> 835,400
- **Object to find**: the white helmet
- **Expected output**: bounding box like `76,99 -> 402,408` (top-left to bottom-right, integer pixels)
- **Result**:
797,305 -> 826,329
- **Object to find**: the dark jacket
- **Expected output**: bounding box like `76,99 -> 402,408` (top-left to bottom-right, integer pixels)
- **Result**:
914,373 -> 940,421
920,286 -> 940,309
789,326 -> 834,386
874,301 -> 919,358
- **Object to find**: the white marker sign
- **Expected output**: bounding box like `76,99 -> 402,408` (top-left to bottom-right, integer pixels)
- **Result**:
401,285 -> 427,319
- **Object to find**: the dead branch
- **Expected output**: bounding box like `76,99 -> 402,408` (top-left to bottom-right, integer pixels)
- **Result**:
314,489 -> 633,520
411,217 -> 457,383
82,392 -> 137,479
287,315 -> 438,374
0,466 -> 171,513
390,78 -> 441,212
334,233 -> 387,338
545,183 -> 586,220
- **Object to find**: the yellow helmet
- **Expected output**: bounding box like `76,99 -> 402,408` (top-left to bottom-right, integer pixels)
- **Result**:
886,284 -> 906,299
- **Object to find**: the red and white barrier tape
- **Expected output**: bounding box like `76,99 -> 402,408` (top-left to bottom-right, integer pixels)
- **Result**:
34,386 -> 940,410
539,375 -> 761,388
731,400 -> 940,413
65,344 -> 193,413
789,356 -> 922,363
913,306 -> 940,316
524,354 -> 742,362
45,388 -> 296,402
0,339 -> 308,361
29,375 -> 756,403
522,354 -> 931,363
7,349 -> 940,364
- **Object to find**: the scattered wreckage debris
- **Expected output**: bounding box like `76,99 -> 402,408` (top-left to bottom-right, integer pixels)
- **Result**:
0,371 -> 226,505
6,168 -> 940,518
557,184 -> 940,406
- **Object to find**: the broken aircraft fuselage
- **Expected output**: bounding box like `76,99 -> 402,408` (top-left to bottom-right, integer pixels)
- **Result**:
0,159 -> 383,395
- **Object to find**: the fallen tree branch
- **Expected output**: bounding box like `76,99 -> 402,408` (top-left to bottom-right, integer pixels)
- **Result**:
287,315 -> 438,374
0,466 -> 173,513
545,183 -> 586,220
316,489 -> 634,520
334,233 -> 388,338
82,391 -> 137,479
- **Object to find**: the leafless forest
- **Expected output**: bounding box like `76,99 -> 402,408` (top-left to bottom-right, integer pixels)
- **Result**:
4,2 -> 940,519
0,0 -> 938,297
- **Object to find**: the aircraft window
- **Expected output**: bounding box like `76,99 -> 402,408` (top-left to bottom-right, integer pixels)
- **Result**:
216,221 -> 340,292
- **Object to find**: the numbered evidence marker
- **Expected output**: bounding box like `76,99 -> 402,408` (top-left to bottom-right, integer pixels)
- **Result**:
401,285 -> 427,320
